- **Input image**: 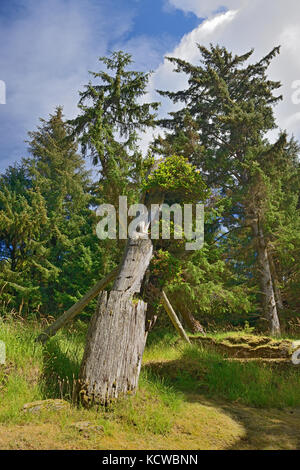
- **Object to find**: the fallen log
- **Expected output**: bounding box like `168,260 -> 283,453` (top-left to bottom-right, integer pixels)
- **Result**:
35,267 -> 119,344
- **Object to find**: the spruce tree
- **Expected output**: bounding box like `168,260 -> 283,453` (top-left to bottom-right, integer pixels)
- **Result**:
155,44 -> 290,335
71,51 -> 160,208
0,164 -> 55,314
25,108 -> 109,316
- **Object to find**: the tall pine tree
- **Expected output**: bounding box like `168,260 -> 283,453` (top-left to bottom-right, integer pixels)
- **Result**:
154,44 -> 294,335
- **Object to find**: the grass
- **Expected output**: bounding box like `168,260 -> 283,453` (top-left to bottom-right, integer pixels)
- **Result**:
0,319 -> 184,434
143,330 -> 300,408
0,318 -> 300,449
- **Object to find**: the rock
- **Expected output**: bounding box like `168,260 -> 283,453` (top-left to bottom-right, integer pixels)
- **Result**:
292,340 -> 300,351
70,421 -> 104,434
291,341 -> 300,365
23,399 -> 70,413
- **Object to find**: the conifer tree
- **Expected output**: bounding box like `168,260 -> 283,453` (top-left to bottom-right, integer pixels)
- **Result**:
71,51 -> 160,207
155,44 -> 291,335
26,108 -> 109,315
0,164 -> 56,314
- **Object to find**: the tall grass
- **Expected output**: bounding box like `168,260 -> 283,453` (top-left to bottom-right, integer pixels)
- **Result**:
0,319 -> 183,434
0,318 -> 300,430
0,318 -> 44,422
145,340 -> 300,409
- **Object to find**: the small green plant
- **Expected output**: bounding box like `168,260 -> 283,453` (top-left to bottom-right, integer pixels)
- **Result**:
243,321 -> 255,335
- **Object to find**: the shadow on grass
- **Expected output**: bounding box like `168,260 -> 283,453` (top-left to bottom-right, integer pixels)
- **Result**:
143,349 -> 300,450
181,392 -> 300,450
41,337 -> 82,402
38,330 -> 300,449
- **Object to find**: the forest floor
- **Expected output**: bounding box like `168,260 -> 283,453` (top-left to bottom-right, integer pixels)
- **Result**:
0,319 -> 299,450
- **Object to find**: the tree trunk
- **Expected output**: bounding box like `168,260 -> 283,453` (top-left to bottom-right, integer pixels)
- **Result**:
181,308 -> 205,334
78,160 -> 166,405
167,292 -> 205,334
268,250 -> 284,310
78,236 -> 154,405
78,289 -> 148,405
252,219 -> 281,336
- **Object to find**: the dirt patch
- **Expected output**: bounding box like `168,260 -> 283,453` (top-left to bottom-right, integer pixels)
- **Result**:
0,400 -> 245,450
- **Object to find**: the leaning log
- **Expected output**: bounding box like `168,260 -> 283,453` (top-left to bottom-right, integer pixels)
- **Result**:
36,267 -> 119,344
161,290 -> 190,344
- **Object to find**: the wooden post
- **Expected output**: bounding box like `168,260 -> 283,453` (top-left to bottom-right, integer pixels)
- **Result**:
35,267 -> 119,344
161,290 -> 190,344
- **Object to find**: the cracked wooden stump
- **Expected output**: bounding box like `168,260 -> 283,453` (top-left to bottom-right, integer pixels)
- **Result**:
78,237 -> 153,405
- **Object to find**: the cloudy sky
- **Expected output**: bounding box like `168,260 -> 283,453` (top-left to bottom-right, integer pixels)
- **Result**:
0,0 -> 300,172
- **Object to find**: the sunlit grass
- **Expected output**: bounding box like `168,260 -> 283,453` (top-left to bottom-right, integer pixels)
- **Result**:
0,318 -> 300,433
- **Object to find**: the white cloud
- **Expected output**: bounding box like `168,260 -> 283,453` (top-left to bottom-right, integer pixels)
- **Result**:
141,10 -> 238,150
144,1 -> 300,152
2,0 -> 300,167
0,0 -> 134,171
167,0 -> 249,18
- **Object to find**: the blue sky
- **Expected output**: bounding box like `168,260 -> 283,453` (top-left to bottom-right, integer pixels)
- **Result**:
1,0 -> 300,173
123,0 -> 200,44
0,0 -> 202,172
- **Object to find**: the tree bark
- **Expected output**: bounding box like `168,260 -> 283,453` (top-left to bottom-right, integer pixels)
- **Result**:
181,308 -> 205,334
78,238 -> 153,405
268,249 -> 284,310
252,219 -> 281,336
168,293 -> 205,334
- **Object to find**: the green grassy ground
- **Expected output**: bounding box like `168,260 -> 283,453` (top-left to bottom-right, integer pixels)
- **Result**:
0,318 -> 300,449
